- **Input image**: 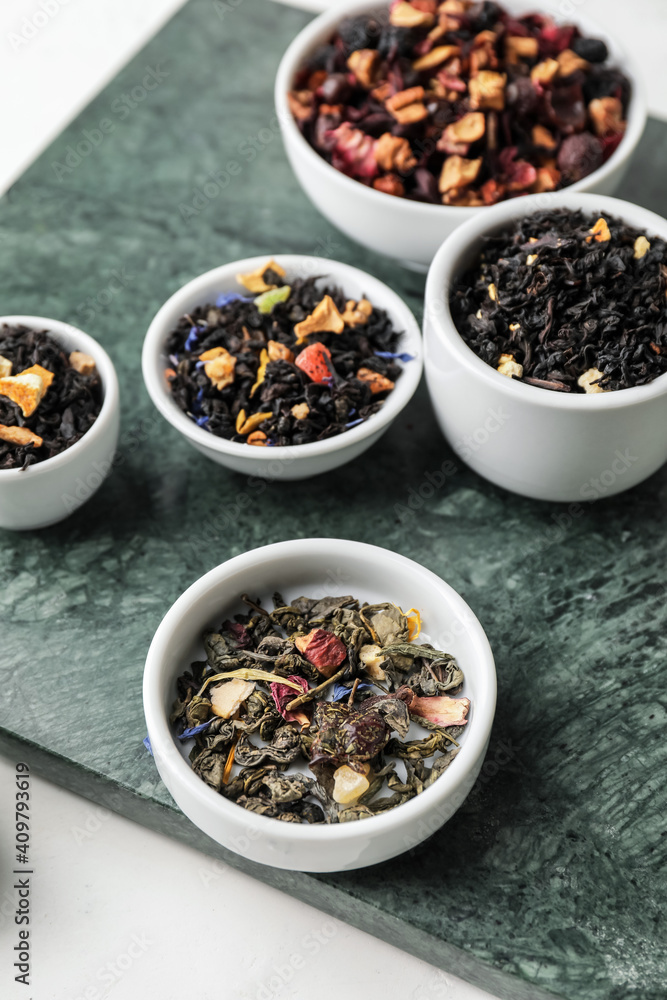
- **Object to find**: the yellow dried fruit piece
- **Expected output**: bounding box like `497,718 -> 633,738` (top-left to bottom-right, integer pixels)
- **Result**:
291,402 -> 310,420
390,102 -> 429,125
412,44 -> 459,72
0,424 -> 43,448
505,35 -> 539,63
557,48 -> 589,77
530,58 -> 559,85
443,111 -> 486,144
250,347 -> 269,396
341,298 -> 373,326
236,409 -> 273,435
347,49 -> 380,88
374,133 -> 417,173
236,259 -> 286,294
359,643 -> 387,680
201,347 -> 236,390
586,217 -> 611,244
210,678 -> 255,719
356,367 -> 395,395
0,373 -> 47,417
438,154 -> 482,193
532,124 -> 557,149
69,351 -> 97,375
497,353 -> 523,378
589,97 -> 625,138
267,340 -> 294,363
333,764 -> 371,805
578,368 -> 606,394
488,282 -> 498,302
390,1 -> 435,28
293,295 -> 344,344
469,70 -> 506,110
0,356 -> 12,378
634,236 -> 650,260
527,254 -> 538,266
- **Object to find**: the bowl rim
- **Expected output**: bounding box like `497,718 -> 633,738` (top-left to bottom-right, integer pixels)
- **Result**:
143,537 -> 497,843
141,254 -> 423,463
424,191 -> 667,411
274,0 -> 648,217
0,315 -> 120,481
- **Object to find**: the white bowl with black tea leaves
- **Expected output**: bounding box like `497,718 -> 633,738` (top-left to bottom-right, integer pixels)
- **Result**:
142,538 -> 497,872
0,315 -> 120,531
423,192 -> 667,503
142,255 -> 422,481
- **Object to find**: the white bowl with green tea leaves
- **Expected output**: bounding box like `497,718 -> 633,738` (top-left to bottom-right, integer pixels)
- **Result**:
143,538 -> 496,872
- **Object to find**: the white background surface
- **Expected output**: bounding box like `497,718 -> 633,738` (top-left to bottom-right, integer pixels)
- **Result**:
1,0 -> 666,997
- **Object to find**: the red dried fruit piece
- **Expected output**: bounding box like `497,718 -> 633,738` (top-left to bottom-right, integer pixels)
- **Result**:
295,629 -> 347,677
326,122 -> 378,180
538,22 -> 575,56
295,342 -> 334,384
498,147 -> 537,192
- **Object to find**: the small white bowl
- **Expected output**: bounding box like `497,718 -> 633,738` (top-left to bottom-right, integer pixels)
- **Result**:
143,538 -> 496,872
275,0 -> 647,271
0,316 -> 120,531
142,255 -> 422,481
423,192 -> 667,503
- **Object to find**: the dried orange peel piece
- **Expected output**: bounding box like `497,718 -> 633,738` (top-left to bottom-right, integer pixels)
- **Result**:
0,373 -> 47,417
586,218 -> 611,244
236,259 -> 286,293
69,351 -> 96,375
341,299 -> 373,327
0,424 -> 43,448
356,367 -> 395,395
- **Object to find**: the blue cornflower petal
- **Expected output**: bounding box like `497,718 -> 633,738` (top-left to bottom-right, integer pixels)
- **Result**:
185,326 -> 200,351
216,292 -> 253,308
346,418 -> 364,429
374,351 -> 416,363
178,719 -> 215,739
143,736 -> 153,756
195,415 -> 209,428
331,682 -> 373,702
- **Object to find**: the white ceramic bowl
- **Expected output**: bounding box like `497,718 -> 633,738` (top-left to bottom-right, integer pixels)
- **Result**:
0,316 -> 120,531
143,538 -> 496,872
275,0 -> 647,271
142,255 -> 422,481
423,192 -> 667,503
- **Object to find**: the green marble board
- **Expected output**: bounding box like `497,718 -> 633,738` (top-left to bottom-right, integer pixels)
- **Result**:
1,2 -> 666,997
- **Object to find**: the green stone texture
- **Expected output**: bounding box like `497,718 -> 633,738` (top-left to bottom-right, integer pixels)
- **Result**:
1,2 -> 666,997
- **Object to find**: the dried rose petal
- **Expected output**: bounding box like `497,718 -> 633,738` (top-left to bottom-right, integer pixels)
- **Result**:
295,628 -> 347,677
270,675 -> 310,726
326,123 -> 378,180
398,685 -> 470,726
223,620 -> 254,649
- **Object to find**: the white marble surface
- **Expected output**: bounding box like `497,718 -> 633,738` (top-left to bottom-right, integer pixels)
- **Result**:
0,757 -> 496,1000
1,0 -> 666,997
